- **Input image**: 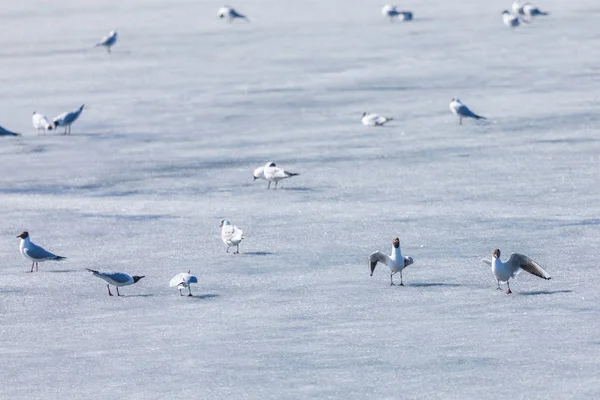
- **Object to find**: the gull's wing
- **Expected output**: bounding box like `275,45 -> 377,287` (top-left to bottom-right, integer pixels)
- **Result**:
222,225 -> 235,240
455,104 -> 477,118
369,251 -> 391,275
272,168 -> 299,179
507,253 -> 551,280
170,273 -> 196,287
481,258 -> 492,266
97,272 -> 132,284
231,226 -> 243,241
24,243 -> 59,260
53,112 -> 68,123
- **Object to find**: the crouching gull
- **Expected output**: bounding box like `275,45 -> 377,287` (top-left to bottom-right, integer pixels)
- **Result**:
169,271 -> 199,296
86,269 -> 145,296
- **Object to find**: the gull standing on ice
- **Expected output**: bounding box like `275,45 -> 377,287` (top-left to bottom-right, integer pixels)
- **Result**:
53,104 -> 85,135
17,231 -> 66,272
449,98 -> 486,125
361,112 -> 393,127
169,271 -> 198,296
369,237 -> 415,286
523,3 -> 549,18
502,10 -> 520,27
257,162 -> 299,189
220,219 -> 243,253
32,112 -> 53,134
218,5 -> 249,22
381,5 -> 413,21
86,268 -> 145,296
0,125 -> 21,136
481,249 -> 551,294
96,31 -> 118,53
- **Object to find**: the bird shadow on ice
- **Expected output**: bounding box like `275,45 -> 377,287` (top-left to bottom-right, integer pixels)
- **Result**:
518,290 -> 573,296
121,294 -> 155,298
277,187 -> 317,192
48,269 -> 77,273
244,251 -> 274,256
190,294 -> 219,300
409,283 -> 461,288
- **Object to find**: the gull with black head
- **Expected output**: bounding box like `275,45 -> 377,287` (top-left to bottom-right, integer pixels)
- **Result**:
481,249 -> 551,294
86,268 -> 145,296
369,237 -> 414,286
17,231 -> 66,272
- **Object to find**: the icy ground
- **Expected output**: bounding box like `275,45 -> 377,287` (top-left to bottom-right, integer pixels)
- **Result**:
1,0 -> 600,398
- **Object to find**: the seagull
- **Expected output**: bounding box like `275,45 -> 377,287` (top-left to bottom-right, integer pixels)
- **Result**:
0,125 -> 21,136
381,5 -> 413,21
369,237 -> 414,286
220,219 -> 243,254
17,231 -> 66,272
523,3 -> 549,18
53,104 -> 85,135
481,249 -> 551,294
218,5 -> 249,22
502,10 -> 520,27
169,271 -> 198,296
511,1 -> 525,16
32,112 -> 53,134
449,98 -> 486,125
258,162 -> 299,189
86,268 -> 145,296
361,112 -> 393,127
95,31 -> 118,53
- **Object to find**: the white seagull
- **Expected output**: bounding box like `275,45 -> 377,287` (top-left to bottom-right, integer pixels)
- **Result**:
511,1 -> 525,16
32,111 -> 53,134
381,5 -> 413,21
449,98 -> 486,125
53,104 -> 85,135
220,219 -> 244,253
0,125 -> 21,136
369,237 -> 415,286
218,5 -> 249,22
256,162 -> 299,189
361,112 -> 393,127
481,249 -> 551,294
169,271 -> 199,296
96,31 -> 118,53
502,10 -> 520,27
86,268 -> 145,296
17,231 -> 66,272
523,3 -> 549,18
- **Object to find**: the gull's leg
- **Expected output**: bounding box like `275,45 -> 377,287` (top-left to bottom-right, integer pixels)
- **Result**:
107,284 -> 113,296
267,181 -> 271,189
459,116 -> 463,125
399,271 -> 404,286
506,281 -> 512,295
36,262 -> 39,272
179,288 -> 183,296
117,287 -> 122,296
188,287 -> 193,297
496,280 -> 502,290
30,262 -> 35,272
226,246 -> 230,253
275,181 -> 278,189
234,244 -> 239,254
390,273 -> 395,286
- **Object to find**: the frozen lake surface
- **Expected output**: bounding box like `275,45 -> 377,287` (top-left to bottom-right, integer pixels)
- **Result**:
1,0 -> 600,398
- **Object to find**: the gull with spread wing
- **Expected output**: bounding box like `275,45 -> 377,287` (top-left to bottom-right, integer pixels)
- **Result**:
369,237 -> 414,286
169,271 -> 198,296
481,249 -> 551,294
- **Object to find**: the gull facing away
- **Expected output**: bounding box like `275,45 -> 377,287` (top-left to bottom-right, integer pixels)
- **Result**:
169,271 -> 198,296
86,268 -> 145,296
481,249 -> 551,294
53,104 -> 85,135
449,98 -> 486,125
218,5 -> 249,22
32,112 -> 53,134
369,237 -> 414,286
0,125 -> 21,136
381,5 -> 413,21
502,10 -> 520,27
523,3 -> 549,18
17,231 -> 66,272
96,31 -> 118,53
220,219 -> 243,254
255,162 -> 299,189
361,112 -> 393,127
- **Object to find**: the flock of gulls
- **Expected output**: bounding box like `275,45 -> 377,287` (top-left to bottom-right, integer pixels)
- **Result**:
10,2 -> 554,296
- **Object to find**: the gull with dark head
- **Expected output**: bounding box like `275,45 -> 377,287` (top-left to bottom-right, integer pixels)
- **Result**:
381,5 -> 413,21
17,231 -> 66,272
369,237 -> 414,286
481,249 -> 551,294
32,112 -> 53,134
449,98 -> 486,125
169,271 -> 198,296
502,10 -> 520,27
361,112 -> 393,127
218,5 -> 249,22
86,268 -> 145,296
53,105 -> 85,135
255,162 -> 299,189
95,31 -> 118,53
220,219 -> 244,254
